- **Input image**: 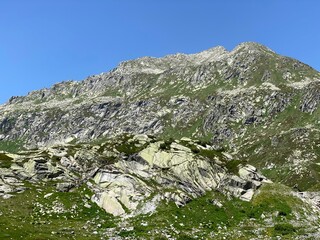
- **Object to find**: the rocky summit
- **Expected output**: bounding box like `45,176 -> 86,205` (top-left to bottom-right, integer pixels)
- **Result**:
1,42 -> 320,239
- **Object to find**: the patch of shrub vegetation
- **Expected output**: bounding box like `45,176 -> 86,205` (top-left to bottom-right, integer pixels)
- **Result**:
154,237 -> 167,240
190,145 -> 200,154
247,200 -> 292,220
177,234 -> 196,240
0,153 -> 13,168
273,223 -> 296,235
197,140 -> 212,147
198,149 -> 221,160
118,230 -> 135,237
225,160 -> 241,175
278,211 -> 287,216
115,142 -> 141,155
97,156 -> 117,166
159,138 -> 174,151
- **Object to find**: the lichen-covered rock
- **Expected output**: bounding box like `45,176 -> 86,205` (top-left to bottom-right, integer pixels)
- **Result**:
89,139 -> 270,216
93,192 -> 125,216
0,136 -> 273,216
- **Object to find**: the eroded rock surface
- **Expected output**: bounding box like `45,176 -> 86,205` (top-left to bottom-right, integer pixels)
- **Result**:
0,135 -> 271,217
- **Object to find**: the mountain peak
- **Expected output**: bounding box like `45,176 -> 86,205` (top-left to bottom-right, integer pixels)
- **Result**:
2,42 -> 320,239
115,42 -> 277,76
188,45 -> 228,63
114,45 -> 229,75
232,41 -> 275,53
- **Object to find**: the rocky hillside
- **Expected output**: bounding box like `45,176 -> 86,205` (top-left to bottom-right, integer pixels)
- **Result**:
0,135 -> 271,214
1,42 -> 320,239
1,42 -> 320,190
1,134 -> 320,239
1,42 -> 319,147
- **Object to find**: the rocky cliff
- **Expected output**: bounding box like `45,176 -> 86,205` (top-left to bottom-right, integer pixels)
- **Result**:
1,42 -> 320,190
1,42 -> 319,147
1,134 -> 320,239
1,42 -> 320,239
0,135 -> 271,215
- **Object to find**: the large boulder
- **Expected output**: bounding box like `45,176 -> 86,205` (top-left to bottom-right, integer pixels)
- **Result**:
91,140 -> 270,216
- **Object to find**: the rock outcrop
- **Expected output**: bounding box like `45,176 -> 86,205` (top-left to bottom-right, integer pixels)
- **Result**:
1,42 -> 320,239
0,42 -> 318,149
0,43 -> 319,192
0,135 -> 270,217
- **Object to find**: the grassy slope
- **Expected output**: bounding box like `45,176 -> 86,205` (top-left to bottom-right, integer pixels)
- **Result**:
0,175 -> 317,239
0,182 -> 116,240
1,47 -> 320,239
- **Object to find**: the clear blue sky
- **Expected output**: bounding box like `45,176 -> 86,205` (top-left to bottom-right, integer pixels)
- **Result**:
0,0 -> 319,103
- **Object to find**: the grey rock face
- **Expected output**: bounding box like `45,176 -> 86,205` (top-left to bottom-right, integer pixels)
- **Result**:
1,42 -> 320,198
0,42 -> 319,150
0,136 -> 270,217
2,43 -> 320,239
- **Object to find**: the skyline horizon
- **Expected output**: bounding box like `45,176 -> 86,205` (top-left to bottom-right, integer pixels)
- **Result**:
1,40 -> 319,103
1,1 -> 319,103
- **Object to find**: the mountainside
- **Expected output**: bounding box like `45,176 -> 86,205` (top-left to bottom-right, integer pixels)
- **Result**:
2,42 -> 319,147
1,42 -> 320,239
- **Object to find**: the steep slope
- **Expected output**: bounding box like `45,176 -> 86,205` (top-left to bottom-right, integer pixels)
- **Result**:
0,42 -> 318,146
1,42 -> 320,192
1,42 -> 320,239
1,134 -> 320,239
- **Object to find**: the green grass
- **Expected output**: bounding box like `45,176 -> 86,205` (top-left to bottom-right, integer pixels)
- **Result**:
251,183 -> 304,218
242,126 -> 320,191
273,223 -> 296,236
124,191 -> 250,239
225,160 -> 242,175
0,148 -> 316,240
115,141 -> 147,155
0,140 -> 25,153
197,148 -> 225,161
0,153 -> 13,168
0,182 -> 117,240
122,183 -> 310,239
